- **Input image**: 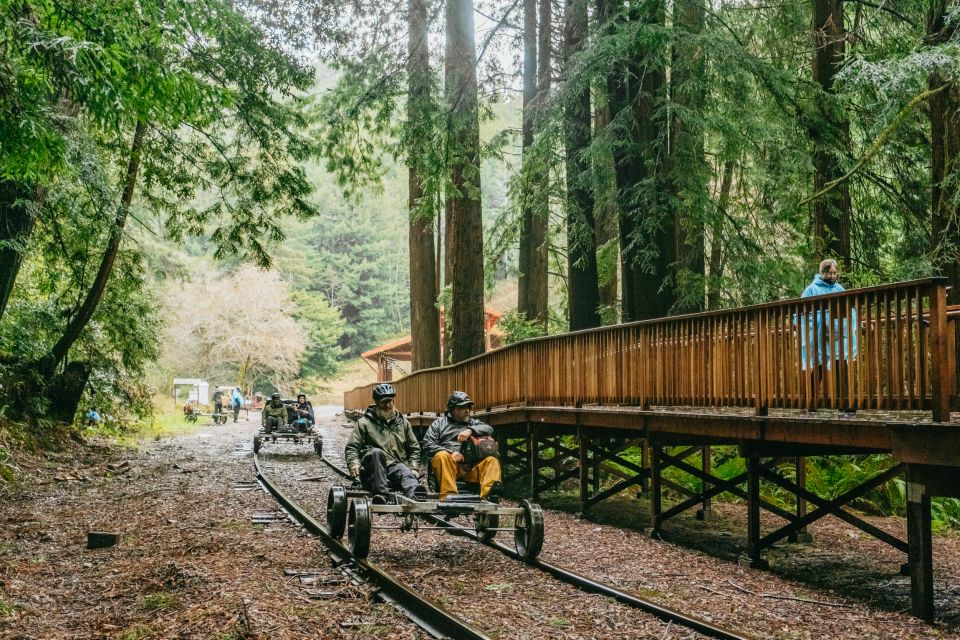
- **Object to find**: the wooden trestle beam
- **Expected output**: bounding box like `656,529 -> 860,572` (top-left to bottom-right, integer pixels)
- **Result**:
647,444 -> 909,570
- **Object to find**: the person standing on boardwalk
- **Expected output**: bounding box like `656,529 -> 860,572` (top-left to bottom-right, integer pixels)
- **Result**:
801,259 -> 857,415
344,383 -> 422,502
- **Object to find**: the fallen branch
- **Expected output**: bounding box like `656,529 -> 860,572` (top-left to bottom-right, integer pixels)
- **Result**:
727,579 -> 853,608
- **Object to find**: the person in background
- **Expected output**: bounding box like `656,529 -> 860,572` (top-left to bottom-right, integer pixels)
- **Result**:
212,386 -> 224,416
85,407 -> 101,427
344,383 -> 422,502
231,386 -> 244,422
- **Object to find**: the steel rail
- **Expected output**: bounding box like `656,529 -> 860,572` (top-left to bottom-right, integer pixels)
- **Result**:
319,456 -> 753,640
253,452 -> 492,640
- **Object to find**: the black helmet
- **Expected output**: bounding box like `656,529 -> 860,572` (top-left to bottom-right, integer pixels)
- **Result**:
446,391 -> 474,411
372,383 -> 396,403
271,392 -> 281,402
297,393 -> 306,401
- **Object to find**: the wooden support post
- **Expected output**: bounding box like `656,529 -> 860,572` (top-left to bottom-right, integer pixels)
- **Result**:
741,455 -> 769,569
529,425 -> 540,499
591,439 -> 601,494
696,445 -> 713,520
906,465 -> 934,622
578,427 -> 589,514
641,440 -> 650,493
649,442 -> 662,537
789,457 -> 812,543
929,282 -> 951,422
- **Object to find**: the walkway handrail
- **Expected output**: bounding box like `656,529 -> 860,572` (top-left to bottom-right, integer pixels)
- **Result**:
345,278 -> 953,421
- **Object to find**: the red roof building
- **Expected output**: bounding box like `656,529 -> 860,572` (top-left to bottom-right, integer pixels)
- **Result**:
361,308 -> 504,382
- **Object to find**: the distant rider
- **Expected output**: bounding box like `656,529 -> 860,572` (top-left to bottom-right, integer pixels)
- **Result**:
262,393 -> 287,432
344,383 -> 422,502
423,391 -> 501,501
292,393 -> 314,431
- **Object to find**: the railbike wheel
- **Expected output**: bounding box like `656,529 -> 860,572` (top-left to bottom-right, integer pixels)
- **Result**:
348,498 -> 372,559
313,437 -> 323,458
514,500 -> 544,560
253,436 -> 261,454
474,512 -> 499,541
326,484 -> 348,538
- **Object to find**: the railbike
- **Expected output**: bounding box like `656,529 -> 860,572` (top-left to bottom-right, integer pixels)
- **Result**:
325,481 -> 545,561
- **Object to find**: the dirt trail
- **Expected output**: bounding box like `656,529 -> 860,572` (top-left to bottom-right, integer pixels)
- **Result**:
2,410 -> 960,639
0,412 -> 419,640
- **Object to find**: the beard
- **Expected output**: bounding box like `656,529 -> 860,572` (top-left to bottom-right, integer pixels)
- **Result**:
377,407 -> 397,422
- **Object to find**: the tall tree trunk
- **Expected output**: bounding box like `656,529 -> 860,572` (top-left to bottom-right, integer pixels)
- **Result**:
929,0 -> 960,303
525,0 -> 552,328
518,0 -> 538,320
603,0 -> 670,322
593,101 -> 619,316
444,0 -> 486,362
669,0 -> 706,313
564,0 -> 601,330
407,0 -> 440,370
810,0 -> 852,267
0,180 -> 37,323
599,0 -> 637,320
47,121 -> 147,368
708,159 -> 735,310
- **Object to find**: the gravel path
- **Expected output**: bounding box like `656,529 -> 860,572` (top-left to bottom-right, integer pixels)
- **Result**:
1,409 -> 958,639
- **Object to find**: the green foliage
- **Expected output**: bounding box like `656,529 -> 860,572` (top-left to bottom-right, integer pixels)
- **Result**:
0,0 -> 326,423
274,194 -> 409,357
289,291 -> 345,379
140,592 -> 177,612
495,311 -> 547,346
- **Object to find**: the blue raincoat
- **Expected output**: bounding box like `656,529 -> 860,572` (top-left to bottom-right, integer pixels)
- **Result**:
799,274 -> 858,369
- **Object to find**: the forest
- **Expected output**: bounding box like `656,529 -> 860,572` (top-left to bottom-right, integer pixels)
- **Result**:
1,0 -> 958,429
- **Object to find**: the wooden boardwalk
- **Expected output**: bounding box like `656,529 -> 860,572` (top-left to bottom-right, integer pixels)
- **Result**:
344,277 -> 960,621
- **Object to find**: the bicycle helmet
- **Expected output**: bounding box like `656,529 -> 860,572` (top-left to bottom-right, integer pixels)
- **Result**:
372,383 -> 397,403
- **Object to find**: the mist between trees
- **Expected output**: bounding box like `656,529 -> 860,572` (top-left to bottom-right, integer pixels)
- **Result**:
1,0 -> 959,434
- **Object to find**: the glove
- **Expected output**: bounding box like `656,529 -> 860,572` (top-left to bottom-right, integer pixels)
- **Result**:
349,465 -> 360,478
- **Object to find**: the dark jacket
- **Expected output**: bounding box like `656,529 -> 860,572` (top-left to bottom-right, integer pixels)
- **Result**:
293,401 -> 314,422
422,414 -> 494,466
345,406 -> 421,470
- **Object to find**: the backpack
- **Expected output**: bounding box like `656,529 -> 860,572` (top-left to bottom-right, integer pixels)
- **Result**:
461,435 -> 499,465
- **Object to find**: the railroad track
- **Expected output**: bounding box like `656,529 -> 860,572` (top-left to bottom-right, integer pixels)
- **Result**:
253,451 -> 491,640
310,453 -> 754,640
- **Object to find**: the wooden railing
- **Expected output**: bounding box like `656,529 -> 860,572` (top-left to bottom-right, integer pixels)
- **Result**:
345,278 -> 954,421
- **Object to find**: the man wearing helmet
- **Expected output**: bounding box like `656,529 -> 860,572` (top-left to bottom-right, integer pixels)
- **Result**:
262,392 -> 287,433
422,391 -> 501,500
344,383 -> 422,501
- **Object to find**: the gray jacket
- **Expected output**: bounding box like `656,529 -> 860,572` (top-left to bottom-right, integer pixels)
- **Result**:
422,414 -> 494,466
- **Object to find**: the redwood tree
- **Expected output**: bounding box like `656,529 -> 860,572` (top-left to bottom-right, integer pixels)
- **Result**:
444,0 -> 486,361
564,0 -> 601,330
407,0 -> 440,370
810,0 -> 852,267
669,0 -> 706,313
517,0 -> 538,322
929,0 -> 960,303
